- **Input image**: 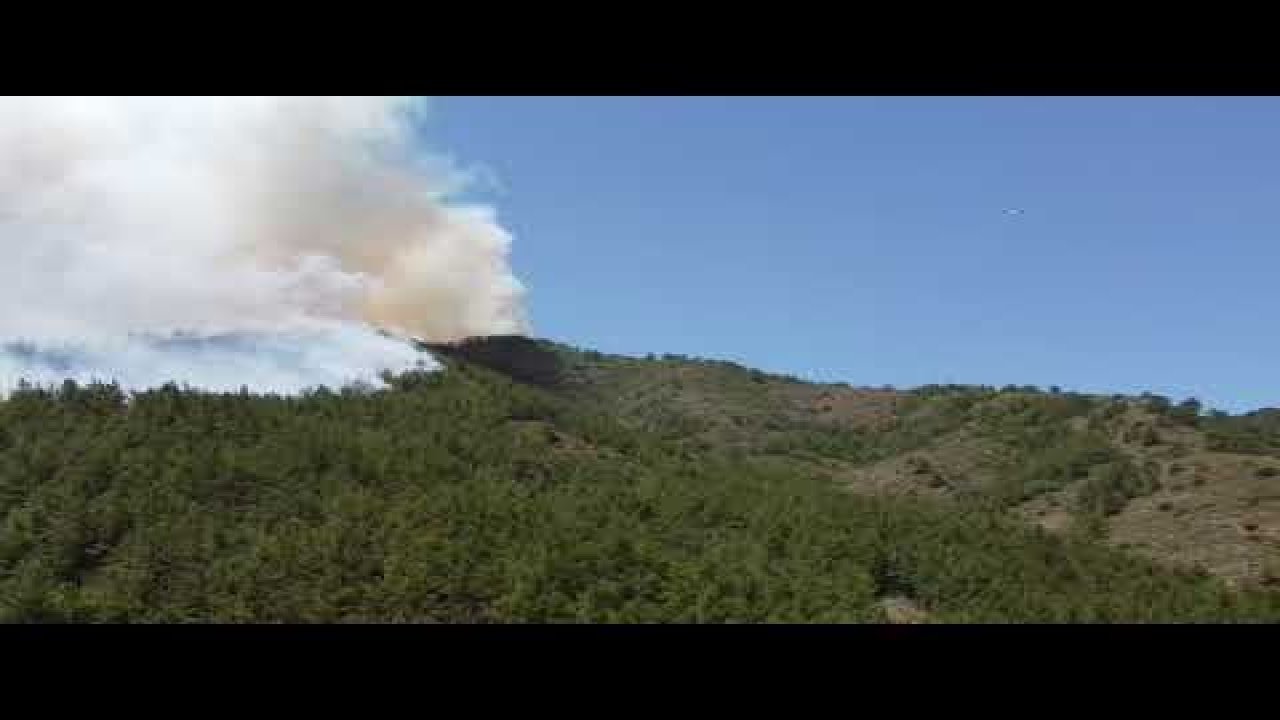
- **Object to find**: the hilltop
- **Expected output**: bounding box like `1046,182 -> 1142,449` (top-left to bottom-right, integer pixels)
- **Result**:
1,335 -> 1278,622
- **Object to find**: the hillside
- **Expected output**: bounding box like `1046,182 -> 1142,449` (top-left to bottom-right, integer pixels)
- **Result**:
1,336 -> 1278,622
432,337 -> 1280,588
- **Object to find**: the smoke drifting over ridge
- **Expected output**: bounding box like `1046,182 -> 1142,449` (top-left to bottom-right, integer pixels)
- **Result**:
0,96 -> 527,394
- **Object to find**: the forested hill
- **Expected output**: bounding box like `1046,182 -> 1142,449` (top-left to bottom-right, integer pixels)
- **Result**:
2,335 -> 1278,622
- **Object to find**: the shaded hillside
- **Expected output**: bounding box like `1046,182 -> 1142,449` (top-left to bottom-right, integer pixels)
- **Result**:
420,336 -> 567,392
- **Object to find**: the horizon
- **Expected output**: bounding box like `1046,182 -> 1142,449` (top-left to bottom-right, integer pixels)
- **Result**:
455,331 -> 1280,414
7,327 -> 1273,415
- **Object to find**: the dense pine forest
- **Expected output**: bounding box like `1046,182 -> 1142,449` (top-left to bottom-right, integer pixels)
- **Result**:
2,336 -> 1279,622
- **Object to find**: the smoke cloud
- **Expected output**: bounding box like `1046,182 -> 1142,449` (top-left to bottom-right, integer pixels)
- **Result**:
0,329 -> 434,396
0,96 -> 527,394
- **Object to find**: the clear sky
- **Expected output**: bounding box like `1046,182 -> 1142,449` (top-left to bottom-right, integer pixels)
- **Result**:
425,97 -> 1277,413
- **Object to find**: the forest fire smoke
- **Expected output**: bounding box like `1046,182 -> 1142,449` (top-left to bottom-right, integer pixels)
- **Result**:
0,96 -> 527,394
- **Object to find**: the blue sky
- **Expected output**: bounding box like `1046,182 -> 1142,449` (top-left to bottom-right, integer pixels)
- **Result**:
424,97 -> 1277,413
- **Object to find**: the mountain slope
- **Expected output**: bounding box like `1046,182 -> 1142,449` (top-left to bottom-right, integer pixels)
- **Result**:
447,337 -> 1280,588
1,336 -> 1278,622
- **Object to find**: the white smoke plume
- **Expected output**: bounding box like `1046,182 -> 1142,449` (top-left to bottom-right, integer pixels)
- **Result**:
0,96 -> 527,394
0,328 -> 433,396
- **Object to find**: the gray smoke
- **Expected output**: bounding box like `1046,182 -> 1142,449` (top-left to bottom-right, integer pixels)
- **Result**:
0,97 -> 527,394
